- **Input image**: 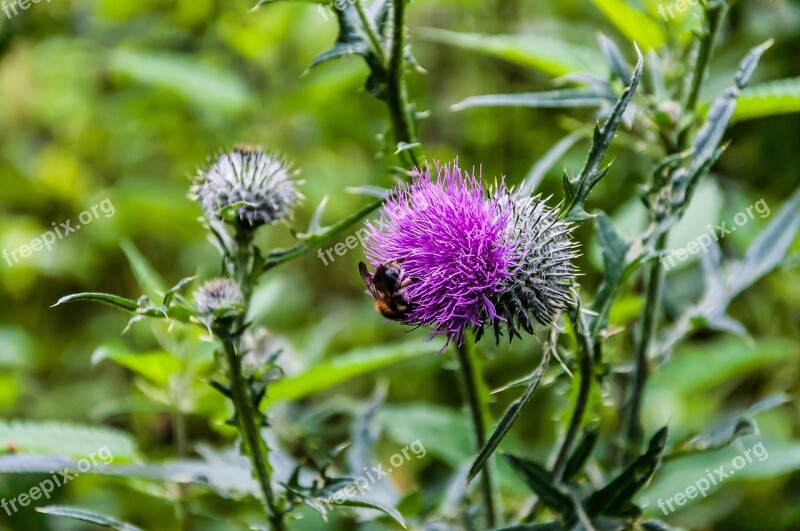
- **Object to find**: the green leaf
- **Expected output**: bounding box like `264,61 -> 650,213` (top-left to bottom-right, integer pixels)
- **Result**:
37,506 -> 142,531
108,49 -> 252,114
730,77 -> 800,122
452,88 -> 613,112
378,404 -> 472,467
563,429 -> 600,482
585,427 -> 668,517
502,453 -> 573,515
0,419 -> 137,461
120,239 -> 165,300
590,0 -> 666,51
650,338 -> 799,395
561,46 -> 643,223
520,130 -> 587,195
418,27 -> 605,77
467,351 -> 549,483
336,499 -> 408,528
92,345 -> 183,388
262,341 -> 441,408
672,40 -> 773,213
52,292 -> 139,313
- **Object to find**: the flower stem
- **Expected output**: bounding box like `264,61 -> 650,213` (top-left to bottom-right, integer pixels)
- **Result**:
622,231 -> 667,463
221,228 -> 285,529
551,310 -> 594,481
222,336 -> 285,531
385,0 -> 421,168
456,341 -> 497,528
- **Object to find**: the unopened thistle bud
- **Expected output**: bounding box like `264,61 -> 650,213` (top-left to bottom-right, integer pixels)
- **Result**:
192,146 -> 302,230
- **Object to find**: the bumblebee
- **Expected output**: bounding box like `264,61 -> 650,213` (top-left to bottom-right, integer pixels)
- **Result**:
358,260 -> 413,321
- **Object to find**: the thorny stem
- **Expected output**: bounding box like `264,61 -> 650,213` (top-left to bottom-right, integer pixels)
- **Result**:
219,228 -> 285,530
262,0 -> 423,274
456,342 -> 497,529
623,231 -> 667,463
385,0 -> 421,168
551,310 -> 594,481
222,335 -> 285,531
523,312 -> 594,523
623,4 -> 727,464
679,1 -> 727,150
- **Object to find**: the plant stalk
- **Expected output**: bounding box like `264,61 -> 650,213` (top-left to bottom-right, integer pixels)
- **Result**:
385,0 -> 421,168
456,341 -> 497,529
623,231 -> 667,463
223,336 -> 285,530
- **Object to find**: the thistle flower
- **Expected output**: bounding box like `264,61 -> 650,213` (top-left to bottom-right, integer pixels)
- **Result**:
484,196 -> 579,343
192,146 -> 302,229
364,161 -> 515,346
194,278 -> 244,319
362,160 -> 579,346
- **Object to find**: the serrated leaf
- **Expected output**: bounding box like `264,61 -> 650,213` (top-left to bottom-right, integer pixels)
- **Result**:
561,46 -> 643,223
419,28 -> 605,77
590,0 -> 666,51
452,88 -> 613,111
585,427 -> 668,517
37,506 -> 142,531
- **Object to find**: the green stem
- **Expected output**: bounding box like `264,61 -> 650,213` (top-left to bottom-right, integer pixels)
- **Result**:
551,310 -> 594,481
678,2 -> 727,149
623,231 -> 667,463
223,336 -> 285,531
456,342 -> 497,529
385,0 -> 421,168
221,229 -> 284,529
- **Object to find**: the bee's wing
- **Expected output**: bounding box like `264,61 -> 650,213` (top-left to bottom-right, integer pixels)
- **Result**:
358,261 -> 380,298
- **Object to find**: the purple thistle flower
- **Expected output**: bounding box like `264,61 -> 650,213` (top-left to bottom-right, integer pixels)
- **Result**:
364,160 -> 515,346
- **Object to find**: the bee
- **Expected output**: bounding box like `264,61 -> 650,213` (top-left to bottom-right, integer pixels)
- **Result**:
358,260 -> 413,321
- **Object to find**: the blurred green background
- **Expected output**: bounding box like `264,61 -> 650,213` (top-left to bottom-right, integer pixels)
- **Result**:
0,0 -> 799,529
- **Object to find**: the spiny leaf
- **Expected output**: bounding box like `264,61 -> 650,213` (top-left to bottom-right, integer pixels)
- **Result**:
467,350 -> 549,483
585,427 -> 668,517
561,45 -> 643,223
563,429 -> 600,481
502,453 -> 573,515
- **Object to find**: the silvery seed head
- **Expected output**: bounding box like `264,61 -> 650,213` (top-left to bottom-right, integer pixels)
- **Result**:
192,146 -> 302,229
194,278 -> 244,318
483,196 -> 579,343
